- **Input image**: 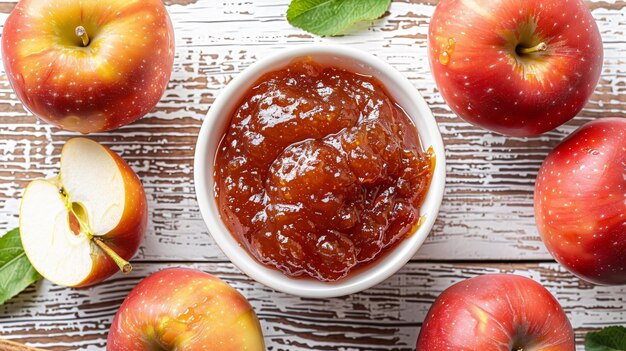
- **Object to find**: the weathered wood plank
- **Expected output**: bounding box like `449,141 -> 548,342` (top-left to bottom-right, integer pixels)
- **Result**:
1,262 -> 624,351
0,339 -> 45,351
1,1 -> 624,351
0,0 -> 624,261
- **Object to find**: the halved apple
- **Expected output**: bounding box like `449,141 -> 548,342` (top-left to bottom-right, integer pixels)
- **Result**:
19,138 -> 147,287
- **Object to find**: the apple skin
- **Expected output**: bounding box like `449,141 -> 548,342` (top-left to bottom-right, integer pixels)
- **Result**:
535,118 -> 626,285
428,0 -> 603,136
107,268 -> 265,351
416,274 -> 575,351
1,0 -> 175,133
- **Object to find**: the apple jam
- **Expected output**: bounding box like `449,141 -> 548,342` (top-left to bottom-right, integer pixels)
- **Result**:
214,60 -> 434,281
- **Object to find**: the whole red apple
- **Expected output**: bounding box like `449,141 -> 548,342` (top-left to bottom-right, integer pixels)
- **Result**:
107,268 -> 265,351
416,274 -> 574,350
428,0 -> 603,136
2,0 -> 175,133
20,138 -> 147,287
535,118 -> 626,285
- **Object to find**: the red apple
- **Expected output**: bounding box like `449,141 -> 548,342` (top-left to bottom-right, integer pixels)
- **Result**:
107,268 -> 265,351
428,0 -> 603,136
20,138 -> 147,287
2,0 -> 175,133
416,274 -> 575,350
535,118 -> 626,285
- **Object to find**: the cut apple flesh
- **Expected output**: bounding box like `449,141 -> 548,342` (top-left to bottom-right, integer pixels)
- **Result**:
20,138 -> 127,287
20,180 -> 93,286
60,138 -> 125,235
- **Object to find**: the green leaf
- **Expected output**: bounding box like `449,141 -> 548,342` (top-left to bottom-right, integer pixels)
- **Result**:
287,0 -> 392,37
0,228 -> 42,304
586,326 -> 626,351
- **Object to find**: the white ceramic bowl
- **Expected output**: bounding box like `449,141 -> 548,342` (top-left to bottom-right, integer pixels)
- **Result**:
194,44 -> 446,298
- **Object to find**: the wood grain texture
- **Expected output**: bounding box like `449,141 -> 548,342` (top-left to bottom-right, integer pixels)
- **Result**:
1,262 -> 625,351
0,339 -> 45,351
0,0 -> 624,350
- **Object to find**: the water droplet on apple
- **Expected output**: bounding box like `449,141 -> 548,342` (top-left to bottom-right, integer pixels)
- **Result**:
448,38 -> 456,49
439,38 -> 456,66
439,51 -> 450,65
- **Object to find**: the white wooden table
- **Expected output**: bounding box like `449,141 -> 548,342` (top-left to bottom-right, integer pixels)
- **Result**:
0,1 -> 624,350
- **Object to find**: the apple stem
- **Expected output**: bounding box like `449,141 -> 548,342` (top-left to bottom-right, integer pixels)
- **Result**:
92,237 -> 132,274
517,42 -> 547,55
75,26 -> 90,47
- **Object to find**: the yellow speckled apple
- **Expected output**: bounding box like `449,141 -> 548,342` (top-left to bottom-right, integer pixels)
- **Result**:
2,0 -> 175,133
107,268 -> 265,351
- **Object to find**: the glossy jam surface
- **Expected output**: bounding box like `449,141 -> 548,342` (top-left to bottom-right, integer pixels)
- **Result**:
215,60 -> 434,281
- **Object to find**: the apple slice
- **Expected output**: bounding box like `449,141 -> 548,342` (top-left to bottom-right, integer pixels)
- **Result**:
19,138 -> 147,287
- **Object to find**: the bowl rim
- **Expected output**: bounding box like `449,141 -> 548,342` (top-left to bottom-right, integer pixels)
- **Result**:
194,44 -> 446,298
